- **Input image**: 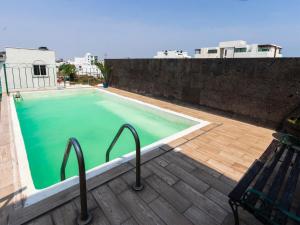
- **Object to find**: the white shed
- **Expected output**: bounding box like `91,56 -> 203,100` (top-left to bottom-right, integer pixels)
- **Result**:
0,47 -> 57,92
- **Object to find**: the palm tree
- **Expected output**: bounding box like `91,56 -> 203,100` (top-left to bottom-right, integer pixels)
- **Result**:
95,61 -> 112,88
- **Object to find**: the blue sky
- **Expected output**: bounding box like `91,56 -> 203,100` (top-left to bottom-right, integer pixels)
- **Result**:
0,0 -> 299,59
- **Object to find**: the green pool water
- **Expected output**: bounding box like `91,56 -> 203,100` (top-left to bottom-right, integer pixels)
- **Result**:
15,89 -> 198,189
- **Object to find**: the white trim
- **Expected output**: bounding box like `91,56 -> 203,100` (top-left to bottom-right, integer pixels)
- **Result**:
10,98 -> 36,194
10,88 -> 209,206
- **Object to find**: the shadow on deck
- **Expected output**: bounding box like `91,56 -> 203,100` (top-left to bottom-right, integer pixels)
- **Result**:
3,136 -> 264,225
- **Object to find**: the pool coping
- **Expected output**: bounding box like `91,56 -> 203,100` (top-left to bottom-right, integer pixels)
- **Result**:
9,87 -> 210,207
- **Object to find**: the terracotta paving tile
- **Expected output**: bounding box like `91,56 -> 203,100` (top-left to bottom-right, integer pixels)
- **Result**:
218,151 -> 253,168
217,145 -> 246,158
200,123 -> 221,132
183,129 -> 205,140
206,159 -> 243,181
168,138 -> 188,148
179,147 -> 210,163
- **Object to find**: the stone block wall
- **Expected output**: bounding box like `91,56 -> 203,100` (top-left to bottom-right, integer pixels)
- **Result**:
106,58 -> 300,128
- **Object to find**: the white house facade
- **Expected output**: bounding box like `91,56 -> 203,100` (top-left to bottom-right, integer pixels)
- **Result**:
68,53 -> 101,77
0,47 -> 57,92
194,40 -> 282,58
154,50 -> 191,59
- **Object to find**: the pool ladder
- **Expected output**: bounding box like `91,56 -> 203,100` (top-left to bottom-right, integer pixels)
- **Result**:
61,138 -> 92,225
105,124 -> 144,191
14,91 -> 23,101
60,124 -> 143,225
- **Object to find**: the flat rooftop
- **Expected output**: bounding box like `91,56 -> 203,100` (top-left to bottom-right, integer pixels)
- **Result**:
0,88 -> 273,225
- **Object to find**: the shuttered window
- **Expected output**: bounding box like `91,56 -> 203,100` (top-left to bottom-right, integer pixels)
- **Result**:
33,65 -> 47,76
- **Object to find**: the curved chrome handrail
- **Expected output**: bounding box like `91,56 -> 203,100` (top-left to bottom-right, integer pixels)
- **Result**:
105,124 -> 144,191
61,138 -> 92,224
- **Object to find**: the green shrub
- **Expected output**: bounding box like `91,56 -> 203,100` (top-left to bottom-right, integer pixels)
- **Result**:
73,75 -> 103,86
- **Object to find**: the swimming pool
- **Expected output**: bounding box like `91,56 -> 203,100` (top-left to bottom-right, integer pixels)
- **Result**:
11,88 -> 209,205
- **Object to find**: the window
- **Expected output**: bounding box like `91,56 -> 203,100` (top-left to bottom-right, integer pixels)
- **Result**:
258,47 -> 270,52
33,65 -> 47,76
40,65 -> 46,75
195,49 -> 201,54
234,48 -> 247,53
208,49 -> 218,54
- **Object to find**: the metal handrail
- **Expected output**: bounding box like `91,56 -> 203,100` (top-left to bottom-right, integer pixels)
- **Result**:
61,138 -> 92,225
105,124 -> 144,191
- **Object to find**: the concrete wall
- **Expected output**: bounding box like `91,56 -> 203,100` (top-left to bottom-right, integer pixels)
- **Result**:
5,48 -> 56,65
106,58 -> 300,128
1,48 -> 57,91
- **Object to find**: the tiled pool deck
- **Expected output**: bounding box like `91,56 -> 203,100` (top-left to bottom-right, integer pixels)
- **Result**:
0,88 -> 275,225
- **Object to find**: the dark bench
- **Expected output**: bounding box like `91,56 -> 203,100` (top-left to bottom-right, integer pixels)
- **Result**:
228,135 -> 300,225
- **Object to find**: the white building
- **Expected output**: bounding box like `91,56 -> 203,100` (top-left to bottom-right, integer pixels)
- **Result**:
68,53 -> 101,77
194,40 -> 282,58
154,50 -> 191,59
55,58 -> 65,68
0,47 -> 57,92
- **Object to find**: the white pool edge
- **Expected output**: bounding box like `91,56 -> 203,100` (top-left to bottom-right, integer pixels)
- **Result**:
10,88 -> 210,207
